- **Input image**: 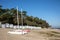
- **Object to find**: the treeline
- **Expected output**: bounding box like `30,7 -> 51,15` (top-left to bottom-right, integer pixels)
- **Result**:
0,5 -> 50,28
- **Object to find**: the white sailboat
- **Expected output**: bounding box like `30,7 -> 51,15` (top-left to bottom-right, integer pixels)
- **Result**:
8,7 -> 30,34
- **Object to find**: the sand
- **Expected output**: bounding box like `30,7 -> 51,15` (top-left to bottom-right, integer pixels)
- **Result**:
0,28 -> 60,40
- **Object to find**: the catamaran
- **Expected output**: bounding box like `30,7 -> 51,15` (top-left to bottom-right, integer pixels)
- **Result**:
8,7 -> 30,34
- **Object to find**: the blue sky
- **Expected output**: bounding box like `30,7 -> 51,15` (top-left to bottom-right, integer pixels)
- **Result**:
0,0 -> 60,27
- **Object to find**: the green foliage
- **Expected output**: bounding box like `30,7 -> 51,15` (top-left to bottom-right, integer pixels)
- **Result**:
0,5 -> 50,28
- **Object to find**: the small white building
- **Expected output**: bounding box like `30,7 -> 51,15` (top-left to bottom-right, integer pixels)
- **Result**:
0,22 -> 2,28
9,24 -> 13,28
1,24 -> 6,28
5,23 -> 9,28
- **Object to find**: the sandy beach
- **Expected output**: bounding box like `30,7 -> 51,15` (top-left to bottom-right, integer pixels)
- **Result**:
0,28 -> 60,40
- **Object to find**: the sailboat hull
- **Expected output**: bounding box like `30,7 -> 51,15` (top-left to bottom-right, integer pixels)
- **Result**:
8,30 -> 30,34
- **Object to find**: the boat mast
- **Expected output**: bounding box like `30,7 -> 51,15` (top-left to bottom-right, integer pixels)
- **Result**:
21,0 -> 23,28
21,8 -> 23,28
17,6 -> 19,28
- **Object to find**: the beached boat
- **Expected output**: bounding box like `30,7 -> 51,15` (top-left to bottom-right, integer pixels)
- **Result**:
8,7 -> 30,34
8,29 -> 30,34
